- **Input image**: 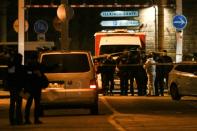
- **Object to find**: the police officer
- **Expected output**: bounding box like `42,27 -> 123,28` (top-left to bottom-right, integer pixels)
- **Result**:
98,55 -> 116,95
24,53 -> 46,124
6,53 -> 26,125
127,51 -> 142,96
116,50 -> 129,96
155,50 -> 173,96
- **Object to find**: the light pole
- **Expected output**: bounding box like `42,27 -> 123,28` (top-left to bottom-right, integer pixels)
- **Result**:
18,0 -> 25,64
58,0 -> 69,50
175,0 -> 183,62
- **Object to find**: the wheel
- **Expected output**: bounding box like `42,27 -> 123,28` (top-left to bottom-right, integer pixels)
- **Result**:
170,84 -> 181,100
90,103 -> 98,115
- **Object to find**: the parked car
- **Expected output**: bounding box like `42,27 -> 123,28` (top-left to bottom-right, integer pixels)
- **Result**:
168,61 -> 197,100
38,51 -> 98,114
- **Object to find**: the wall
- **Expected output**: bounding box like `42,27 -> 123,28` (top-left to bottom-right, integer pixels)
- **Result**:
139,2 -> 197,61
183,0 -> 197,60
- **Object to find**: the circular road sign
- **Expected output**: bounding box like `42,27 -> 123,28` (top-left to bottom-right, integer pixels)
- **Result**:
34,20 -> 48,34
173,15 -> 187,30
13,19 -> 29,32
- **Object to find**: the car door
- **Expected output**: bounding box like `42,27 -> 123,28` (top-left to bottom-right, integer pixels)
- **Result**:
186,64 -> 197,95
174,65 -> 192,95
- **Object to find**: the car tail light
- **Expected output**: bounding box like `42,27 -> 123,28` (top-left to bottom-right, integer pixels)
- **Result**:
90,79 -> 97,89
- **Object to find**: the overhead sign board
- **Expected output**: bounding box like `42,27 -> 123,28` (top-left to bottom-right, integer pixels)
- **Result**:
100,11 -> 139,17
173,15 -> 187,30
100,20 -> 140,27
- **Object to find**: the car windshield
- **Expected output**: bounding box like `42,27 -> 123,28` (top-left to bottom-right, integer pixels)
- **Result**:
100,45 -> 139,55
41,53 -> 90,73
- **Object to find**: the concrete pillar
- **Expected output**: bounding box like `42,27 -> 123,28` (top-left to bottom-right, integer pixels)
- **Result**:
157,0 -> 167,51
175,0 -> 183,62
60,0 -> 69,50
18,0 -> 25,64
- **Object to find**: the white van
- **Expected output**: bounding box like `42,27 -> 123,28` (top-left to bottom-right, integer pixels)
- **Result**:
38,51 -> 98,114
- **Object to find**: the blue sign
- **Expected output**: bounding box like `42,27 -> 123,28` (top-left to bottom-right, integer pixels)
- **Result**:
173,15 -> 187,30
34,20 -> 48,34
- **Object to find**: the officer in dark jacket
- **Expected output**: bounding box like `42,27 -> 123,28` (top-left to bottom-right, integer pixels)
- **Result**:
155,50 -> 173,96
127,51 -> 141,96
116,50 -> 129,96
6,53 -> 26,125
98,55 -> 116,95
24,54 -> 47,124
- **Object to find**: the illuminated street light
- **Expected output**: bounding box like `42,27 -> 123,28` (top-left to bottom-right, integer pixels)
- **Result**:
57,4 -> 66,22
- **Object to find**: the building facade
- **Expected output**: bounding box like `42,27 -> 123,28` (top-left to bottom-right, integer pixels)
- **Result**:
0,0 -> 197,60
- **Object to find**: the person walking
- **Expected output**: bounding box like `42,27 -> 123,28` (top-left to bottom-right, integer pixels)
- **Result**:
6,53 -> 26,125
144,52 -> 156,96
24,53 -> 48,124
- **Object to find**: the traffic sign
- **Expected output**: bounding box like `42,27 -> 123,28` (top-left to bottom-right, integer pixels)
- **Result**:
173,15 -> 187,30
34,20 -> 48,34
13,19 -> 29,32
100,11 -> 139,17
100,20 -> 139,27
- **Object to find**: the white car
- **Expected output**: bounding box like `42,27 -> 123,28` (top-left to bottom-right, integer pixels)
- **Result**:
168,61 -> 197,100
38,51 -> 98,114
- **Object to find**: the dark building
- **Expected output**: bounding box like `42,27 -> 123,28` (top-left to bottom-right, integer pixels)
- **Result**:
0,0 -> 197,59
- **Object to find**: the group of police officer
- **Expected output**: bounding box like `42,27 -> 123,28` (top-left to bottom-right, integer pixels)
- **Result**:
95,49 -> 173,96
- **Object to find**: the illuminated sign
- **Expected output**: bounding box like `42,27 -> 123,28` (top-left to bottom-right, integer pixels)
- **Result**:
100,11 -> 139,17
100,20 -> 140,27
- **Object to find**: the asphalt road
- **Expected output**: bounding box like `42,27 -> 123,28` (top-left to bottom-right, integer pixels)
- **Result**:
0,95 -> 197,131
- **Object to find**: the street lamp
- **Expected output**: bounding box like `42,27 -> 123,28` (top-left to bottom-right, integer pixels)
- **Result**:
57,1 -> 69,50
57,4 -> 66,22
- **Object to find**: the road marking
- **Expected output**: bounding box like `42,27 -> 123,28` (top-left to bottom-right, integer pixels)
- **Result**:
101,97 -> 126,131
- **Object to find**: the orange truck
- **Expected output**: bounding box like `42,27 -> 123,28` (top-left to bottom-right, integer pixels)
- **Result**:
94,29 -> 146,57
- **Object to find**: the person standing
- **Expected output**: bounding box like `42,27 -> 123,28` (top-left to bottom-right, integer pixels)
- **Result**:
154,53 -> 163,96
155,50 -> 173,96
135,47 -> 148,96
160,50 -> 173,88
127,51 -> 140,96
116,50 -> 129,96
97,55 -> 116,95
6,53 -> 26,125
144,53 -> 156,96
24,53 -> 48,124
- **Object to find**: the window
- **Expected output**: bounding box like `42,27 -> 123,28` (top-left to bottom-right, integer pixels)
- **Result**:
175,64 -> 197,73
100,45 -> 139,55
41,54 -> 90,73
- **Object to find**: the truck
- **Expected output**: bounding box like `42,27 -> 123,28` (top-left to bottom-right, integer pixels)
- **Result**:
94,29 -> 146,93
94,29 -> 146,57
